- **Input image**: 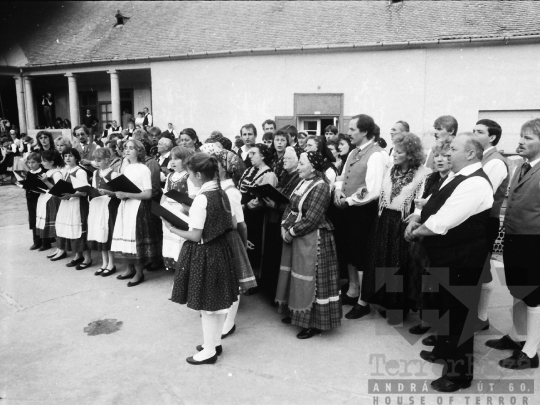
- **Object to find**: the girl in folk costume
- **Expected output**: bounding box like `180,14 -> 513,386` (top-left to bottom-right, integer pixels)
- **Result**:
55,148 -> 92,270
87,148 -> 121,277
201,143 -> 257,339
111,139 -> 161,287
276,151 -> 342,340
25,152 -> 46,250
36,150 -> 65,254
166,153 -> 239,365
359,133 -> 431,325
161,146 -> 195,271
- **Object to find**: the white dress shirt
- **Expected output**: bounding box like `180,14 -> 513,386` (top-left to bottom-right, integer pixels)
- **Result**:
239,145 -> 252,162
422,162 -> 493,235
483,146 -> 508,191
334,140 -> 389,206
158,151 -> 172,182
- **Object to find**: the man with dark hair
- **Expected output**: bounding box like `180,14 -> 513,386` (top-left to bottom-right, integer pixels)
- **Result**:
239,123 -> 257,167
281,125 -> 303,156
324,125 -> 339,141
406,133 -> 493,392
333,114 -> 388,319
471,119 -> 509,331
487,118 -> 540,370
147,126 -> 162,142
424,115 -> 458,169
73,125 -> 99,173
262,119 -> 276,133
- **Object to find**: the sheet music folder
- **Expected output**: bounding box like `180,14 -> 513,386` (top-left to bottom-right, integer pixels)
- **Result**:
247,184 -> 290,205
151,201 -> 190,231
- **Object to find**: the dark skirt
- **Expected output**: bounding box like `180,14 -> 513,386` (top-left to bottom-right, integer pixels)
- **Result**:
26,191 -> 40,230
37,196 -> 61,239
171,234 -> 239,312
361,208 -> 411,311
278,228 -> 342,330
88,198 -> 120,251
57,198 -> 89,253
114,199 -> 163,265
243,206 -> 266,273
260,219 -> 283,296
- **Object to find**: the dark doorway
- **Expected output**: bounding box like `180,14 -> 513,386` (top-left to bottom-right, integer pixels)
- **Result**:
0,76 -> 19,132
321,118 -> 337,135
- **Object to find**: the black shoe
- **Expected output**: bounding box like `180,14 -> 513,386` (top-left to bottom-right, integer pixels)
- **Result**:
341,293 -> 359,306
50,252 -> 67,262
499,350 -> 539,370
422,335 -> 437,346
243,286 -> 260,296
66,257 -> 84,267
196,345 -> 223,356
101,266 -> 117,277
296,328 -> 321,339
409,324 -> 431,335
127,274 -> 145,287
94,268 -> 105,276
39,244 -> 52,252
486,335 -> 525,351
116,272 -> 136,280
221,324 -> 236,339
420,350 -> 442,363
345,303 -> 371,320
186,353 -> 218,365
282,317 -> 292,324
75,260 -> 93,270
431,376 -> 471,392
475,318 -> 489,332
30,243 -> 42,250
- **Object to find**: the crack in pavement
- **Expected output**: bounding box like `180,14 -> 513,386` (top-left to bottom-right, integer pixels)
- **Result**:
0,290 -> 26,311
19,289 -> 96,312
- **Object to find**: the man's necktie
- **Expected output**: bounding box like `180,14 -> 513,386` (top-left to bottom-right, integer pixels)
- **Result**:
519,162 -> 532,182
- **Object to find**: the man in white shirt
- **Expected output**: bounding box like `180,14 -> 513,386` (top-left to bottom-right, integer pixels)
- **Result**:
333,114 -> 389,319
425,115 -> 458,169
471,120 -> 509,331
156,137 -> 173,186
239,123 -> 257,168
142,107 -> 153,129
110,120 -> 122,133
406,133 -> 493,392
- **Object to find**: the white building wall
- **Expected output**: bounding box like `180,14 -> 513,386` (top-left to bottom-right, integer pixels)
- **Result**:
151,43 -> 540,151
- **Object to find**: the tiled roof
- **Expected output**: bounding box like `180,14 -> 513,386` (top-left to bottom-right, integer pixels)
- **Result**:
7,1 -> 540,66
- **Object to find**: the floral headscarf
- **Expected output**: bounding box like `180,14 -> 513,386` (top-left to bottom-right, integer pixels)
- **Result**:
214,149 -> 246,184
199,142 -> 221,155
305,151 -> 324,172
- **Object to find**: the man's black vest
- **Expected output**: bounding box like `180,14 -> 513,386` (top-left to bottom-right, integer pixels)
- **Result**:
421,168 -> 491,248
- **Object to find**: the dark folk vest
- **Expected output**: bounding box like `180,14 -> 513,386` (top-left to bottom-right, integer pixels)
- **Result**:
421,168 -> 490,248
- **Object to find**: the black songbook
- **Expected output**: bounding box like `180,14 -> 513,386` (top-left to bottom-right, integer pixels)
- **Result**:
165,190 -> 193,206
48,180 -> 76,197
78,163 -> 97,175
13,171 -> 48,193
247,184 -> 290,205
105,174 -> 141,194
151,201 -> 189,231
69,175 -> 100,198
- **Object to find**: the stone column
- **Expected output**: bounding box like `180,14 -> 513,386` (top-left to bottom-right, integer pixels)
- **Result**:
65,73 -> 80,127
108,70 -> 121,125
13,76 -> 27,133
23,77 -> 36,130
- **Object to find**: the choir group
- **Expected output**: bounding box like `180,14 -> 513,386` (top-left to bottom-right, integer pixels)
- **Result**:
15,113 -> 540,392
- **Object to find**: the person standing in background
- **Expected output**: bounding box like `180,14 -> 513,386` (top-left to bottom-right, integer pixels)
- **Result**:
42,93 -> 54,129
122,110 -> 133,129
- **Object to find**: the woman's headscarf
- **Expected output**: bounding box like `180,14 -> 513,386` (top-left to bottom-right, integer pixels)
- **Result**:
199,142 -> 221,155
214,149 -> 246,184
305,151 -> 324,172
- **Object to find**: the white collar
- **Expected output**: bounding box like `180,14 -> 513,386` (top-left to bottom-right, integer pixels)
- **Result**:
221,178 -> 235,188
196,180 -> 218,196
483,146 -> 495,155
30,168 -> 42,174
67,165 -> 79,174
453,161 -> 483,177
357,139 -> 374,151
99,168 -> 112,177
528,157 -> 540,168
160,151 -> 171,159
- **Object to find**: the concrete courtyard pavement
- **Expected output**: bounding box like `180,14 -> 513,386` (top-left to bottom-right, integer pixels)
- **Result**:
1,186 -> 538,405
